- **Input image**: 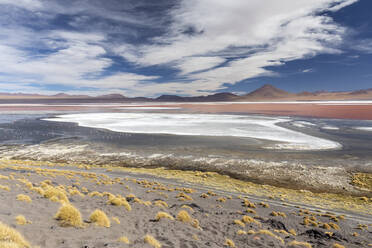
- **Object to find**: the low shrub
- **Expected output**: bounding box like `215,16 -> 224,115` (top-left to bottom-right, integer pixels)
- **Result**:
55,203 -> 83,227
89,209 -> 110,227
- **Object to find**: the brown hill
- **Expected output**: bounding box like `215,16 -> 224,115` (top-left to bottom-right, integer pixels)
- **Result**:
240,84 -> 294,100
1,84 -> 372,102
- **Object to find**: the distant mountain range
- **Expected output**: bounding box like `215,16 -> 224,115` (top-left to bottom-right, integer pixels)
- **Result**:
1,84 -> 372,102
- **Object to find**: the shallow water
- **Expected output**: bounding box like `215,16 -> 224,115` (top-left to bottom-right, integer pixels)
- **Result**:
43,113 -> 341,150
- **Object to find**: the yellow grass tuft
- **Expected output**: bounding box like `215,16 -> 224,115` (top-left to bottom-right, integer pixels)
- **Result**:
112,217 -> 120,224
15,216 -> 31,225
200,193 -> 209,198
88,191 -> 103,197
287,240 -> 312,248
0,221 -> 30,247
0,174 -> 9,180
244,199 -> 256,208
69,188 -> 85,197
217,197 -> 226,202
89,209 -> 110,227
16,194 -> 32,203
271,211 -> 287,218
118,236 -> 130,244
55,203 -> 83,227
321,223 -> 331,230
225,238 -> 236,247
107,196 -> 131,211
237,230 -> 247,235
43,186 -> 69,203
242,215 -> 259,225
176,192 -> 193,201
259,202 -> 269,208
329,222 -> 340,230
246,208 -> 256,214
144,234 -> 161,248
0,185 -> 10,191
191,218 -> 201,229
155,212 -> 174,221
177,210 -> 192,223
289,229 -> 297,236
234,219 -> 245,227
154,200 -> 168,208
181,205 -> 194,212
332,244 -> 345,248
256,229 -> 284,244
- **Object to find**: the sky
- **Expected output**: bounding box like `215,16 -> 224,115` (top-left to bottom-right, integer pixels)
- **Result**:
0,0 -> 371,97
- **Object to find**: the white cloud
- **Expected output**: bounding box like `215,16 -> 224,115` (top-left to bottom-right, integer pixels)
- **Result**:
353,39 -> 372,54
117,0 -> 356,95
0,0 -> 42,11
0,0 -> 361,96
0,30 -> 158,90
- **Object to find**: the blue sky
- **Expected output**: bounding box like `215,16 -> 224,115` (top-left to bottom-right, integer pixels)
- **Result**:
0,0 -> 371,97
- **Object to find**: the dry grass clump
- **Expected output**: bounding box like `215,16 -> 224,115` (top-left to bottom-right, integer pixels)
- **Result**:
69,188 -> 85,197
144,234 -> 161,248
332,244 -> 345,248
118,236 -> 130,244
234,219 -> 245,227
244,199 -> 256,208
15,216 -> 31,226
237,230 -> 247,235
246,208 -> 256,214
329,222 -> 340,230
242,215 -> 259,225
89,209 -> 110,227
107,195 -> 131,211
225,238 -> 236,247
275,229 -> 289,235
88,191 -> 103,197
155,212 -> 174,221
133,197 -> 152,206
217,197 -> 226,202
181,205 -> 194,212
289,229 -> 297,236
0,185 -> 10,191
321,223 -> 331,230
200,193 -> 209,198
0,221 -> 30,247
55,203 -> 83,227
176,192 -> 193,201
176,210 -> 200,228
0,174 -> 9,180
154,200 -> 168,208
16,194 -> 31,203
259,202 -> 269,208
177,210 -> 192,223
43,185 -> 69,203
352,173 -> 372,191
191,219 -> 201,229
357,224 -> 368,230
255,230 -> 284,244
303,217 -> 318,227
271,211 -> 286,218
287,240 -> 312,248
112,217 -> 120,224
207,190 -> 217,196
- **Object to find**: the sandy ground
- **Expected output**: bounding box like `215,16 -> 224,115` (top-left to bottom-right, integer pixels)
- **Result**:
0,162 -> 371,248
1,102 -> 372,120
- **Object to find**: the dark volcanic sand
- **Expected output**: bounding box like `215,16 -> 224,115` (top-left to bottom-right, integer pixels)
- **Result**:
0,164 -> 371,248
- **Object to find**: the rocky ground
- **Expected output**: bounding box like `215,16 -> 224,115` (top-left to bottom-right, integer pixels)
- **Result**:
0,160 -> 371,248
